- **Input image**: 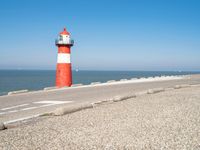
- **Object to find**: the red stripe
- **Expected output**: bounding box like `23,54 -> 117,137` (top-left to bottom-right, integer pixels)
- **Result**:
58,45 -> 71,53
55,63 -> 72,87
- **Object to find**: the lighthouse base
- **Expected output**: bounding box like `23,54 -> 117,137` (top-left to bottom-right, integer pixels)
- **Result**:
56,64 -> 72,87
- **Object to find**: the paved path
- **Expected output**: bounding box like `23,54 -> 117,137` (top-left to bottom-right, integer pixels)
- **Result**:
0,75 -> 200,123
1,83 -> 200,149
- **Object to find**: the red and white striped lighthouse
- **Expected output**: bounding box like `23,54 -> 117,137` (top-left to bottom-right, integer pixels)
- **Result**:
55,28 -> 74,87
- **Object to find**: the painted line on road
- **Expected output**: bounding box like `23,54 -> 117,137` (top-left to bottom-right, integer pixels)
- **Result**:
3,114 -> 41,125
21,107 -> 37,111
1,104 -> 29,111
7,110 -> 18,113
33,101 -> 70,104
0,112 -> 6,115
0,101 -> 73,116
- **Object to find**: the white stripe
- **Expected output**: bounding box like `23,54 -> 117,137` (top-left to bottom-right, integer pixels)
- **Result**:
0,112 -> 6,115
4,114 -> 41,125
1,104 -> 29,111
8,110 -> 18,113
0,101 -> 73,115
34,101 -> 71,104
57,53 -> 70,63
21,107 -> 37,111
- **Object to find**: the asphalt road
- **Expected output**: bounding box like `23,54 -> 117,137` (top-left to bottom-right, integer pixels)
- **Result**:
0,75 -> 200,123
1,81 -> 200,149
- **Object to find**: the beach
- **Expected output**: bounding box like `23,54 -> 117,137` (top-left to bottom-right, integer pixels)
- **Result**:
0,75 -> 200,149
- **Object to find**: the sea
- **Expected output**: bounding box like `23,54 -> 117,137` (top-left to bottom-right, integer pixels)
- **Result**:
0,70 -> 199,96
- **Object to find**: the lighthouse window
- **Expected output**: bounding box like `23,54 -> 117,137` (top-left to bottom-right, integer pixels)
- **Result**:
59,36 -> 63,41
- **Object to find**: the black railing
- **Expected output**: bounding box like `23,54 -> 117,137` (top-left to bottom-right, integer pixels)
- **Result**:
55,39 -> 74,45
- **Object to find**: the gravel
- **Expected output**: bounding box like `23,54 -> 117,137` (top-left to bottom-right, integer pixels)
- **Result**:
1,86 -> 200,149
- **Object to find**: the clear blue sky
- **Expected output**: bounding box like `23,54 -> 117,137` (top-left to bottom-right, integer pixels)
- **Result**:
0,0 -> 200,71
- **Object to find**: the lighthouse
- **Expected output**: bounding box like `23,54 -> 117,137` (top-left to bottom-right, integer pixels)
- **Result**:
55,28 -> 74,87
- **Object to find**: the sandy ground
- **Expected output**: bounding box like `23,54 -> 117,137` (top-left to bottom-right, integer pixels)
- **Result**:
1,86 -> 200,149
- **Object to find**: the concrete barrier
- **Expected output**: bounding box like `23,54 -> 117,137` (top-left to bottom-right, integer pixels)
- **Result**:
92,101 -> 105,105
139,77 -> 146,80
43,86 -> 58,90
147,88 -> 165,94
120,79 -> 128,81
53,103 -> 93,116
0,122 -> 6,130
180,84 -> 191,88
90,82 -> 101,85
174,84 -> 191,89
112,94 -> 136,102
174,85 -> 181,89
93,99 -> 113,106
131,78 -> 137,80
8,90 -> 28,95
107,80 -> 116,83
154,76 -> 161,79
71,84 -> 83,87
191,84 -> 200,87
135,91 -> 148,96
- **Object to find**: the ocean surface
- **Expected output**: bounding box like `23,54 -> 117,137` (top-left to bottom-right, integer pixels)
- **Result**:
0,70 -> 199,96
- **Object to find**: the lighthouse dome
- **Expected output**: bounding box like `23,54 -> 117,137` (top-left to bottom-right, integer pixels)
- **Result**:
60,28 -> 70,35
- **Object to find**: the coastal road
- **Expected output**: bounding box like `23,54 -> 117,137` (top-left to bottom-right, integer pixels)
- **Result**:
0,75 -> 200,123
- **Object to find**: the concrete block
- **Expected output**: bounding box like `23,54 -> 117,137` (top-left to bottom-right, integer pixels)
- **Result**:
154,76 -> 161,79
131,78 -> 137,80
174,85 -> 181,89
135,91 -> 148,96
180,84 -> 191,88
90,82 -> 101,85
43,86 -> 57,90
107,80 -> 116,83
139,77 -> 146,80
113,94 -> 136,102
147,88 -> 165,94
92,101 -> 104,105
120,79 -> 128,81
93,98 -> 114,105
71,84 -> 83,87
174,84 -> 191,89
191,84 -> 200,87
8,90 -> 28,95
53,103 -> 93,116
0,122 -> 6,130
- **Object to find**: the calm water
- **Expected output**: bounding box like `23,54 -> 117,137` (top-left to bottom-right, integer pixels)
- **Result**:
0,70 -> 199,96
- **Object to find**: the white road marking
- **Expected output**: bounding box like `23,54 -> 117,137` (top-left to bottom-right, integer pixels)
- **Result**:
39,104 -> 56,107
0,101 -> 73,116
8,110 -> 18,113
1,104 -> 29,111
21,107 -> 37,111
34,101 -> 70,104
3,114 -> 41,125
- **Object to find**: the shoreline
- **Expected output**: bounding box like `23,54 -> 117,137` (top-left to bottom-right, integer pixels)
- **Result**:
1,70 -> 199,96
2,74 -> 190,97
